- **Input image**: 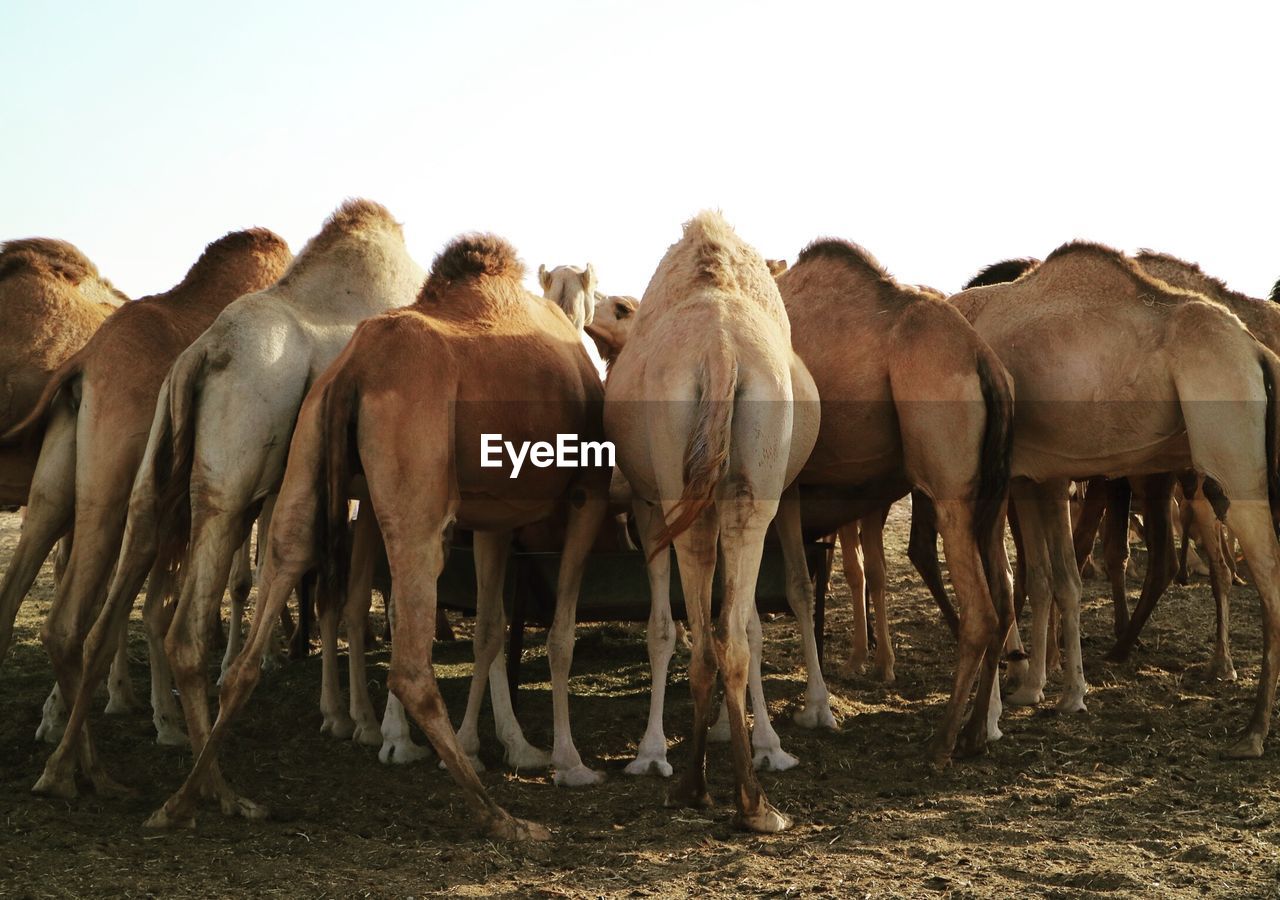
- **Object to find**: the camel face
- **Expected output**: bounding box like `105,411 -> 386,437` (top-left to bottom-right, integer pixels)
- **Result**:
585,293 -> 637,364
539,262 -> 597,330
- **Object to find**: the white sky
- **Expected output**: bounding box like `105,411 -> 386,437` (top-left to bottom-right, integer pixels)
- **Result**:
3,1 -> 1277,303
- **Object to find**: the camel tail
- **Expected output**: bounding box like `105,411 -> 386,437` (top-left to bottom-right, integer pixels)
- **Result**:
321,371 -> 359,601
974,351 -> 1014,551
1261,351 -> 1280,515
650,342 -> 738,558
1,355 -> 83,444
155,347 -> 206,526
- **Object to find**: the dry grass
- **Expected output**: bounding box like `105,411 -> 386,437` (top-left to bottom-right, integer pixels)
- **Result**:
2,505 -> 1280,898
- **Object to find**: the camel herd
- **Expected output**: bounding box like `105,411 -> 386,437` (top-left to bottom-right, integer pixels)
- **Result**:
3,199 -> 1280,841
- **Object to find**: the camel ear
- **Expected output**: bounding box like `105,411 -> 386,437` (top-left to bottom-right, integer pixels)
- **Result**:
538,264 -> 552,292
614,299 -> 634,319
580,263 -> 597,294
767,259 -> 789,277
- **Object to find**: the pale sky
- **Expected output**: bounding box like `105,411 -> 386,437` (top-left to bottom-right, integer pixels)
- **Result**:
3,1 -> 1277,303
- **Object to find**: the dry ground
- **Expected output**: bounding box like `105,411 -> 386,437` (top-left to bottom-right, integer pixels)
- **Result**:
2,505 -> 1280,898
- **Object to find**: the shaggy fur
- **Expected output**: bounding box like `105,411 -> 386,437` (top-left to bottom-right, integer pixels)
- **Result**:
420,233 -> 525,301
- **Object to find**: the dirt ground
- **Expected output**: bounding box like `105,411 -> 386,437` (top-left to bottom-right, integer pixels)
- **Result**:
2,505 -> 1280,899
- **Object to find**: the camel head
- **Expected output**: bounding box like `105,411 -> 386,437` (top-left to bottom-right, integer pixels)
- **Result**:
538,263 -> 597,330
585,292 -> 638,365
765,259 -> 789,277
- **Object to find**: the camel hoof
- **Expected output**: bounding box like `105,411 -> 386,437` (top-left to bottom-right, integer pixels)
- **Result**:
838,657 -> 867,679
34,718 -> 65,745
504,742 -> 553,770
351,720 -> 383,748
1222,733 -> 1265,760
379,737 -> 430,765
103,694 -> 138,716
1205,659 -> 1238,683
220,794 -> 269,821
793,703 -> 837,731
31,770 -> 77,800
143,803 -> 196,830
320,714 -> 355,741
665,786 -> 712,810
439,754 -> 486,773
488,815 -> 551,842
88,769 -> 137,798
1005,685 -> 1045,707
735,804 -> 792,834
154,724 -> 189,747
707,718 -> 731,743
1055,693 -> 1088,714
954,730 -> 988,759
624,755 -> 674,778
553,764 -> 605,788
874,665 -> 896,684
753,746 -> 800,772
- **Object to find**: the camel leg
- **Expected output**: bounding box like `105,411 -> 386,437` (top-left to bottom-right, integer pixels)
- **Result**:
838,522 -> 869,677
1176,486 -> 1195,584
34,684 -> 67,744
103,625 -> 138,714
1072,477 -> 1108,574
455,530 -> 514,771
862,510 -> 895,683
907,491 -> 961,637
344,510 -> 383,747
775,488 -> 835,730
1039,483 -> 1088,713
927,499 -> 999,767
625,501 -> 676,777
1221,500 -> 1280,759
957,510 -> 1015,755
1107,474 -> 1177,661
376,591 -> 430,764
664,512 -> 719,812
1006,483 -> 1052,707
546,479 -> 609,786
0,402 -> 76,659
1186,489 -> 1236,681
317,570 -> 355,739
719,497 -> 791,833
1102,479 -> 1133,639
140,563 -> 184,745
219,536 -> 252,684
744,601 -> 798,771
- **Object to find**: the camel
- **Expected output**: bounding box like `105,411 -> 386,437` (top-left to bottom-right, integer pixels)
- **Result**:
1271,280 -> 1279,303
1,238 -> 125,507
0,227 -> 289,795
326,267 -> 617,771
604,211 -> 819,833
945,241 -> 1280,759
539,263 -> 596,330
31,200 -> 423,801
774,240 -> 1014,767
138,231 -> 608,840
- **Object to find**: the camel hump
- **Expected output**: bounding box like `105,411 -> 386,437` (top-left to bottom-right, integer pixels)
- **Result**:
681,210 -> 764,292
794,237 -> 892,283
179,227 -> 292,288
0,238 -> 102,286
964,257 -> 1040,289
424,233 -> 524,288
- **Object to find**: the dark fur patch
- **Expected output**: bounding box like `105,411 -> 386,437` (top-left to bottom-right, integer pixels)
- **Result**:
964,258 -> 1040,289
1270,279 -> 1280,303
420,233 -> 524,301
1202,476 -> 1231,522
795,238 -> 893,283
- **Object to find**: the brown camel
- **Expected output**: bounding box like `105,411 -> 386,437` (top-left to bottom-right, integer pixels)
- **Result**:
143,232 -> 608,839
0,228 -> 289,788
1,238 -> 125,506
775,240 -> 1014,766
947,241 -> 1280,759
605,211 -> 819,832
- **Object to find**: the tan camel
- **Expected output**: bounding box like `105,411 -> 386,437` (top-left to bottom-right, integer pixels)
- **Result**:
1,239 -> 125,506
947,241 -> 1280,759
539,263 -> 596,330
32,200 -> 423,800
140,232 -> 608,839
1,228 -> 289,794
775,240 -> 1014,766
605,211 -> 819,832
